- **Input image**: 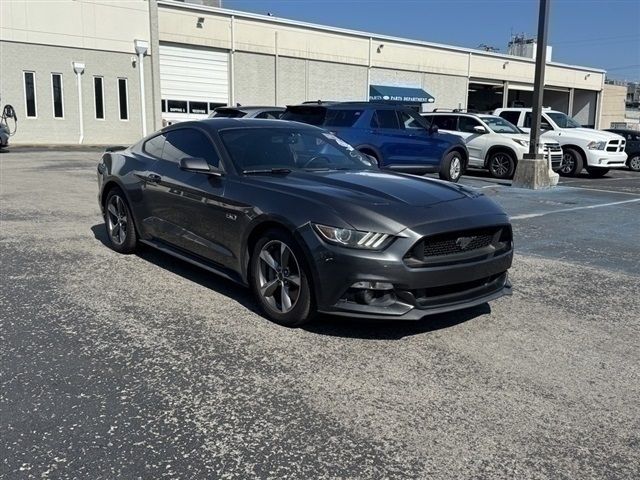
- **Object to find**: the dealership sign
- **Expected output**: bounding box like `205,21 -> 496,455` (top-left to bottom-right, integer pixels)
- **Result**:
369,85 -> 435,104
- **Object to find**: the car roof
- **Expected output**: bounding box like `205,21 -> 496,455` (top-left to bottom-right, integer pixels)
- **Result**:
423,112 -> 478,117
496,107 -> 560,113
287,101 -> 412,110
605,128 -> 638,133
162,118 -> 319,133
215,106 -> 285,112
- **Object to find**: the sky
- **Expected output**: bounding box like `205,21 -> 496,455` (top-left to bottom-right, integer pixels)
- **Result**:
224,0 -> 640,81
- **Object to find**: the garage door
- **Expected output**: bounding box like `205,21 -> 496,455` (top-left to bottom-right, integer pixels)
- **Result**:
159,44 -> 229,123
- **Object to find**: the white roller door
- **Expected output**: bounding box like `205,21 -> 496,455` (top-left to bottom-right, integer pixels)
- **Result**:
159,43 -> 228,123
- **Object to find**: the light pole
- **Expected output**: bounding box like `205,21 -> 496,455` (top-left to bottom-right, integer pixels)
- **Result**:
512,0 -> 558,189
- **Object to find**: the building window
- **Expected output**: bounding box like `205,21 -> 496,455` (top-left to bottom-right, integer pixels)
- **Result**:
167,100 -> 187,114
23,71 -> 37,118
51,73 -> 64,118
117,78 -> 128,120
94,77 -> 105,119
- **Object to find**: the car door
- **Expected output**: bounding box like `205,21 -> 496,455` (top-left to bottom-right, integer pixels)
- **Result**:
367,109 -> 407,167
455,116 -> 488,166
397,110 -> 446,166
143,127 -> 232,267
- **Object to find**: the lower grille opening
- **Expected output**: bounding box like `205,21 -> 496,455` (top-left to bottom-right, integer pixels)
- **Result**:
410,272 -> 508,308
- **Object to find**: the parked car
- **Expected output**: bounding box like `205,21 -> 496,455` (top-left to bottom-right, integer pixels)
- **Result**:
604,128 -> 640,172
209,106 -> 285,119
281,102 -> 469,182
422,112 -> 563,179
97,119 -> 513,326
494,108 -> 627,177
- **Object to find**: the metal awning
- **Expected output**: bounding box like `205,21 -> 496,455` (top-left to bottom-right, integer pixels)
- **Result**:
369,85 -> 435,104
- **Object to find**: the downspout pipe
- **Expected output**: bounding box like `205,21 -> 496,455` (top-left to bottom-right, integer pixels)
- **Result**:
72,62 -> 85,144
135,40 -> 149,137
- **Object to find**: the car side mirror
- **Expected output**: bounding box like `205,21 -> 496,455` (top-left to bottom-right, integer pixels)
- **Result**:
541,123 -> 552,131
428,124 -> 439,134
179,157 -> 223,176
364,154 -> 379,168
473,125 -> 487,134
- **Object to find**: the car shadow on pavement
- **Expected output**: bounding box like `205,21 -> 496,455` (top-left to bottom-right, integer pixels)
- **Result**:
304,304 -> 491,340
91,224 -> 259,314
92,224 -> 491,339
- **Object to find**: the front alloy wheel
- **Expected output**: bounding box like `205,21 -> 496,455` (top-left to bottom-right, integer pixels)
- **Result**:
629,155 -> 640,172
104,189 -> 137,254
558,148 -> 583,177
251,230 -> 314,327
258,240 -> 301,314
488,152 -> 515,179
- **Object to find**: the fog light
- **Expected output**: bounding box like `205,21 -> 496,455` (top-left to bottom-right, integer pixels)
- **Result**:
350,281 -> 393,290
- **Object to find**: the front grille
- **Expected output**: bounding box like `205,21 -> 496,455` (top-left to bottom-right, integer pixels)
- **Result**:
404,225 -> 512,267
606,139 -> 626,152
424,233 -> 493,257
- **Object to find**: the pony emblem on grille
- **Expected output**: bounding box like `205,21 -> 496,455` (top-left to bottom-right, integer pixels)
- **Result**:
456,236 -> 474,249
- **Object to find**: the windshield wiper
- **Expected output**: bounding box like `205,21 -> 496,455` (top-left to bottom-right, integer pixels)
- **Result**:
242,168 -> 292,175
304,167 -> 354,171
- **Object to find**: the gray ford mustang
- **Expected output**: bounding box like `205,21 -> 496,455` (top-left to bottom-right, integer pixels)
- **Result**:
97,118 -> 513,327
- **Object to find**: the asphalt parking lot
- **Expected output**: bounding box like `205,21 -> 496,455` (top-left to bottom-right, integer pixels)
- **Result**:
1,148 -> 639,479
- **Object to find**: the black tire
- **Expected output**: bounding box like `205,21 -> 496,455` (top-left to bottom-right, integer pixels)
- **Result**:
585,167 -> 610,178
250,229 -> 315,327
439,151 -> 464,182
104,188 -> 137,254
558,148 -> 583,177
628,154 -> 640,172
487,151 -> 516,179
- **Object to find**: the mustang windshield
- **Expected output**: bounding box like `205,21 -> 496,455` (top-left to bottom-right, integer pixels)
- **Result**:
220,127 -> 377,172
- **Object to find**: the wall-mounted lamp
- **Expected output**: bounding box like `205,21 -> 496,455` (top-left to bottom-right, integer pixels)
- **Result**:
197,17 -> 205,28
377,44 -> 384,53
585,73 -> 591,80
503,61 -> 509,69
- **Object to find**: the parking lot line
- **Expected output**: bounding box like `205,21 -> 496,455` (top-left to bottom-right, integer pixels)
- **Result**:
562,185 -> 640,197
510,198 -> 640,220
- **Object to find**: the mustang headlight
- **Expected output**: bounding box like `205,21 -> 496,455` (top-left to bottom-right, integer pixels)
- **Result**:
512,138 -> 529,148
313,224 -> 393,250
587,141 -> 606,150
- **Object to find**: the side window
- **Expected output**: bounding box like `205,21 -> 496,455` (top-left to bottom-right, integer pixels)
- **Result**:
499,111 -> 521,125
458,116 -> 481,133
431,115 -> 458,130
255,110 -> 284,119
163,129 -> 220,168
398,111 -> 424,130
524,113 -> 552,130
143,134 -> 166,158
371,110 -> 400,129
324,109 -> 363,127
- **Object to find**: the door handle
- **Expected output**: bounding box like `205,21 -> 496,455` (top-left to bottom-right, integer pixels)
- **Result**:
146,173 -> 161,183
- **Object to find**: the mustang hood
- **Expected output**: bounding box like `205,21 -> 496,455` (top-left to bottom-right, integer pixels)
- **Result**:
243,170 -> 506,234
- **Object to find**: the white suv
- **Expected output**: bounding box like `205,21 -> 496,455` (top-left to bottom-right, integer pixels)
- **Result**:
494,108 -> 627,177
422,112 -> 562,179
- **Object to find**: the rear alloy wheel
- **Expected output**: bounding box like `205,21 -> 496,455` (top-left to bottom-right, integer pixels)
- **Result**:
558,148 -> 583,177
488,151 -> 516,179
105,188 -> 137,254
251,230 -> 314,327
439,151 -> 464,182
628,154 -> 640,172
586,167 -> 610,178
